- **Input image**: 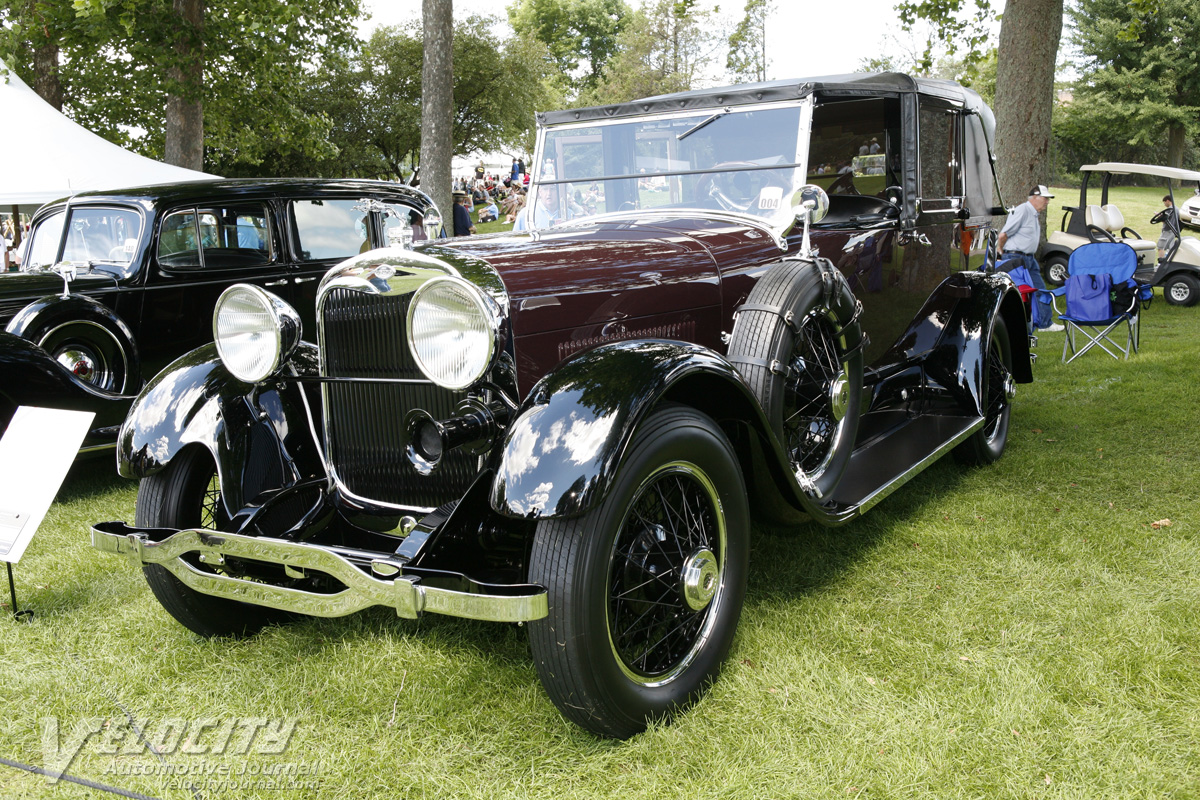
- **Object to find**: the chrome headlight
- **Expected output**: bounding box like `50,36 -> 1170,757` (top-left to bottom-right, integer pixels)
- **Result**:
406,277 -> 497,389
213,284 -> 302,383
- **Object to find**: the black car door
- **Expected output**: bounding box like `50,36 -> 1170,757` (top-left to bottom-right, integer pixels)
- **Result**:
137,199 -> 295,377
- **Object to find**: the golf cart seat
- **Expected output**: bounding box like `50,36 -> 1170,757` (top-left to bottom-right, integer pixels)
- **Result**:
1041,241 -> 1151,363
1088,204 -> 1157,260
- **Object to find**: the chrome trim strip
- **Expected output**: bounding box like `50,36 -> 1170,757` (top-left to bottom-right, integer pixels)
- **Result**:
92,524 -> 547,623
853,417 -> 984,517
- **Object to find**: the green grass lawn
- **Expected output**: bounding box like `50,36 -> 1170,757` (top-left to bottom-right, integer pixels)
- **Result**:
2,299 -> 1199,798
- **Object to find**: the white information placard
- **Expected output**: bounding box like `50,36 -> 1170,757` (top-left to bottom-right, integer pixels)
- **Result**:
0,406 -> 95,563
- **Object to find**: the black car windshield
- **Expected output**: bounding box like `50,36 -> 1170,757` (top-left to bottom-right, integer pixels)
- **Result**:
531,104 -> 805,229
24,206 -> 144,278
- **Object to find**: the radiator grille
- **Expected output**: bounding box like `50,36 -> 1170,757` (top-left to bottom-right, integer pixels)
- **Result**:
320,287 -> 478,509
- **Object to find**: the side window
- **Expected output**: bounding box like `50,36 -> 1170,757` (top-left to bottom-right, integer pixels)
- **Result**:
158,204 -> 271,269
157,210 -> 201,267
199,204 -> 271,268
292,199 -> 370,261
808,98 -> 892,199
918,103 -> 962,208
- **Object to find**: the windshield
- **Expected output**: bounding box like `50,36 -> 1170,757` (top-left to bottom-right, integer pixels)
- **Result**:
530,103 -> 806,230
24,206 -> 144,277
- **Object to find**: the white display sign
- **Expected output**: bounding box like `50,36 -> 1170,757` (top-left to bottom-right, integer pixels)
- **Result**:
0,406 -> 95,563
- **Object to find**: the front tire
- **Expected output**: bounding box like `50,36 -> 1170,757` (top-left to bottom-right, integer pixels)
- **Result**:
1164,273 -> 1200,306
136,447 -> 291,637
954,315 -> 1014,465
527,405 -> 749,738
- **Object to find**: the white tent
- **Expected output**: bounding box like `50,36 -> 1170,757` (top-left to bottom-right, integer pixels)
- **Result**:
1,67 -> 218,210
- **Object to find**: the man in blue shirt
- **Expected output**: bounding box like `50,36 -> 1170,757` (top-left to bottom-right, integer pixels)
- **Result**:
452,192 -> 476,236
997,185 -> 1063,332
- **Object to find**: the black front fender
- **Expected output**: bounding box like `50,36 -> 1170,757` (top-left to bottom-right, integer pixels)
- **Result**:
118,343 -> 325,514
488,339 -> 822,523
0,330 -> 133,448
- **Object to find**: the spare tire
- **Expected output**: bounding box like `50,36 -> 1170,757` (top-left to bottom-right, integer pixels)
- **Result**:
727,258 -> 865,500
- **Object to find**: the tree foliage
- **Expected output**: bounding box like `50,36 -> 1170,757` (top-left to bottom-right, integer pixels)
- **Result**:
262,17 -> 560,181
1,0 -> 364,173
581,0 -> 720,105
726,0 -> 771,84
1058,0 -> 1200,170
894,0 -> 996,73
508,0 -> 629,94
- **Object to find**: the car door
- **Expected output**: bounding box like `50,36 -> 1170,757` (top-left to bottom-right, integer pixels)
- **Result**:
138,199 -> 293,377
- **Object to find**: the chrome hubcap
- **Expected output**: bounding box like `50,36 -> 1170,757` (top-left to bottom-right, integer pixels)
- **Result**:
55,348 -> 99,382
828,372 -> 850,421
1004,374 -> 1017,401
681,548 -> 719,611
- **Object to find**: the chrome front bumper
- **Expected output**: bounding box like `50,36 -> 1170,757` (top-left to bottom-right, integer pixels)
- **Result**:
91,522 -> 547,623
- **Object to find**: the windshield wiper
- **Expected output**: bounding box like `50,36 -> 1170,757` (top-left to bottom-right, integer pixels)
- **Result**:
677,107 -> 730,141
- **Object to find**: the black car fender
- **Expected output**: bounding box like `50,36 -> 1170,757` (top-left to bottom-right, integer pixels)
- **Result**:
919,271 -> 1032,419
488,338 -> 825,524
117,342 -> 325,515
0,330 -> 133,448
6,293 -> 141,392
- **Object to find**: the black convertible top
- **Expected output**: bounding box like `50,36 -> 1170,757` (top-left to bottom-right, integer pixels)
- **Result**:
536,72 -> 988,126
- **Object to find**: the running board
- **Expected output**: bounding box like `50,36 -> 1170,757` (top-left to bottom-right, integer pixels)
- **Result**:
831,414 -> 983,515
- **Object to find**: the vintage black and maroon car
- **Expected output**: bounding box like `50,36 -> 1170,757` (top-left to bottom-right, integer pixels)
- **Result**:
93,74 -> 1032,738
0,179 -> 441,452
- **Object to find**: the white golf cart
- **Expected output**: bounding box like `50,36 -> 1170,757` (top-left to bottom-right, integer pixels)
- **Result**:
1040,162 -> 1200,305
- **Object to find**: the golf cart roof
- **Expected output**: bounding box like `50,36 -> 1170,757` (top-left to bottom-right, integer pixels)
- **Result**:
1083,162 -> 1200,183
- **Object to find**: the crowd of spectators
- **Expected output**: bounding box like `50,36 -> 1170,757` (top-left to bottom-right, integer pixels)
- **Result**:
450,158 -> 531,236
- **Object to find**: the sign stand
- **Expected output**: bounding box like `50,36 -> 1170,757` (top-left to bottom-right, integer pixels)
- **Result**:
6,562 -> 31,622
0,406 -> 95,622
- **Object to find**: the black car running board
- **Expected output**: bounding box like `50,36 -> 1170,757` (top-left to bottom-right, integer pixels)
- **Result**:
831,414 -> 984,515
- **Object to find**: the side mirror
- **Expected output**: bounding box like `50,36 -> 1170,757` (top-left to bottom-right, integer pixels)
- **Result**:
786,184 -> 829,257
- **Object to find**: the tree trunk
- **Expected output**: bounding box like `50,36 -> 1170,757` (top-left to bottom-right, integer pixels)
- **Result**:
421,0 -> 454,228
1166,122 -> 1186,172
31,36 -> 62,110
993,0 -> 1063,236
164,0 -> 205,171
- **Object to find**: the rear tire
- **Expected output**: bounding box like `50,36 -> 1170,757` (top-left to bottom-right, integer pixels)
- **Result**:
136,447 -> 291,637
1042,254 -> 1069,288
527,405 -> 749,738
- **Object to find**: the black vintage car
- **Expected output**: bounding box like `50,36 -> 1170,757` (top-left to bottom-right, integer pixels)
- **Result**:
93,74 -> 1033,738
1,179 -> 442,452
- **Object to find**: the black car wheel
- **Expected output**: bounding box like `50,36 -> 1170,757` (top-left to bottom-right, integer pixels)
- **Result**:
528,405 -> 749,739
36,320 -> 136,393
136,447 -> 291,638
954,315 -> 1014,465
1164,273 -> 1200,306
728,259 -> 863,499
1042,254 -> 1069,287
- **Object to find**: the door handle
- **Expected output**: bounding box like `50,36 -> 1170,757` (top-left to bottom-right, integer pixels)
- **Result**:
293,276 -> 319,284
265,279 -> 287,286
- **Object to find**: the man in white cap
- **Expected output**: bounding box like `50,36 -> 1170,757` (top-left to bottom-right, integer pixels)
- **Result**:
997,185 -> 1063,332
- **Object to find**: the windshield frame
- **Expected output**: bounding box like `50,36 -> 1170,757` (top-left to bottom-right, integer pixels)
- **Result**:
528,98 -> 812,236
25,202 -> 147,280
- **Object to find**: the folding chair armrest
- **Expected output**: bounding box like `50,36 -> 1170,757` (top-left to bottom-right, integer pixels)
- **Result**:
1035,287 -> 1064,314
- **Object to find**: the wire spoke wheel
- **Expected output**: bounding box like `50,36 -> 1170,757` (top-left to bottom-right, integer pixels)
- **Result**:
528,405 -> 749,738
781,313 -> 850,480
608,463 -> 724,685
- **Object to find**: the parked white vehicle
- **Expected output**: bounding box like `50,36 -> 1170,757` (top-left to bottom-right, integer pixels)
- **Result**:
1041,163 -> 1200,305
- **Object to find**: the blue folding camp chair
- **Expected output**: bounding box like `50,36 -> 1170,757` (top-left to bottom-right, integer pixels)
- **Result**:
1040,242 -> 1151,363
